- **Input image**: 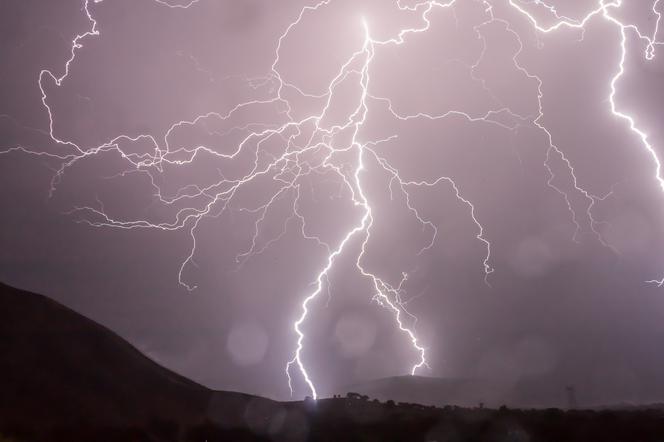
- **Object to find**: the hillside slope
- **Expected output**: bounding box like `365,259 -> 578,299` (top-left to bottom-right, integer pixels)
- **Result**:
342,374 -> 568,409
0,281 -> 212,427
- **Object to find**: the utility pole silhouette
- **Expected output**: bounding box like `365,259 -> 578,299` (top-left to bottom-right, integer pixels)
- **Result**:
566,385 -> 578,410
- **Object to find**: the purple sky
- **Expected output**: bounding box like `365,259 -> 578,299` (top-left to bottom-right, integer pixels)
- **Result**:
2,0 -> 664,404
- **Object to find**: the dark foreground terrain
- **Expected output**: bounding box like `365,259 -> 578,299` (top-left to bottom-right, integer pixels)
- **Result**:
7,401 -> 664,442
2,282 -> 664,442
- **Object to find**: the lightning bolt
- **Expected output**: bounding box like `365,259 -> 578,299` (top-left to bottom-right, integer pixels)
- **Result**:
3,0 -> 664,399
286,2 -> 496,397
504,0 -> 664,279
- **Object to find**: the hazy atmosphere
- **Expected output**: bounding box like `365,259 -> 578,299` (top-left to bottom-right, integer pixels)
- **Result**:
2,0 -> 664,406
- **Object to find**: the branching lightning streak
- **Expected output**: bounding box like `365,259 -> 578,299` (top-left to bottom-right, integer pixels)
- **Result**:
505,0 -> 664,279
3,0 -> 664,398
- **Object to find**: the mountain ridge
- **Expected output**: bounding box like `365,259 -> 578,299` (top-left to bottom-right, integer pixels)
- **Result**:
0,281 -> 271,430
339,373 -> 569,409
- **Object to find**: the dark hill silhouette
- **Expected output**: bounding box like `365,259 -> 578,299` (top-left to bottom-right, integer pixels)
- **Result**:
0,282 -> 273,433
3,281 -> 664,442
340,374 -> 569,409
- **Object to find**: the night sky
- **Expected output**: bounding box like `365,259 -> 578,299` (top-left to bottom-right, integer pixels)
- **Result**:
2,0 -> 664,405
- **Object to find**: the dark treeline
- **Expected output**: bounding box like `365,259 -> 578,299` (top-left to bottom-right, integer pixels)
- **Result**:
4,395 -> 664,442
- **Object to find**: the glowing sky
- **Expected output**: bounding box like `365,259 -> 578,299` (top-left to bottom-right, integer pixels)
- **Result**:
2,0 -> 664,405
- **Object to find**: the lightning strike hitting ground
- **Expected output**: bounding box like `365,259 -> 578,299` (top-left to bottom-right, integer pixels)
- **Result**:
2,0 -> 664,398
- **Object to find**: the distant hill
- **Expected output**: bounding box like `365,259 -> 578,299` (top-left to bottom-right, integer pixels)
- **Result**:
3,282 -> 664,442
0,282 -> 271,432
341,374 -> 570,409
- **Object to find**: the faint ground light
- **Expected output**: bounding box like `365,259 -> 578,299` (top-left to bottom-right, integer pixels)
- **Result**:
226,320 -> 269,366
266,407 -> 287,436
243,397 -> 286,436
